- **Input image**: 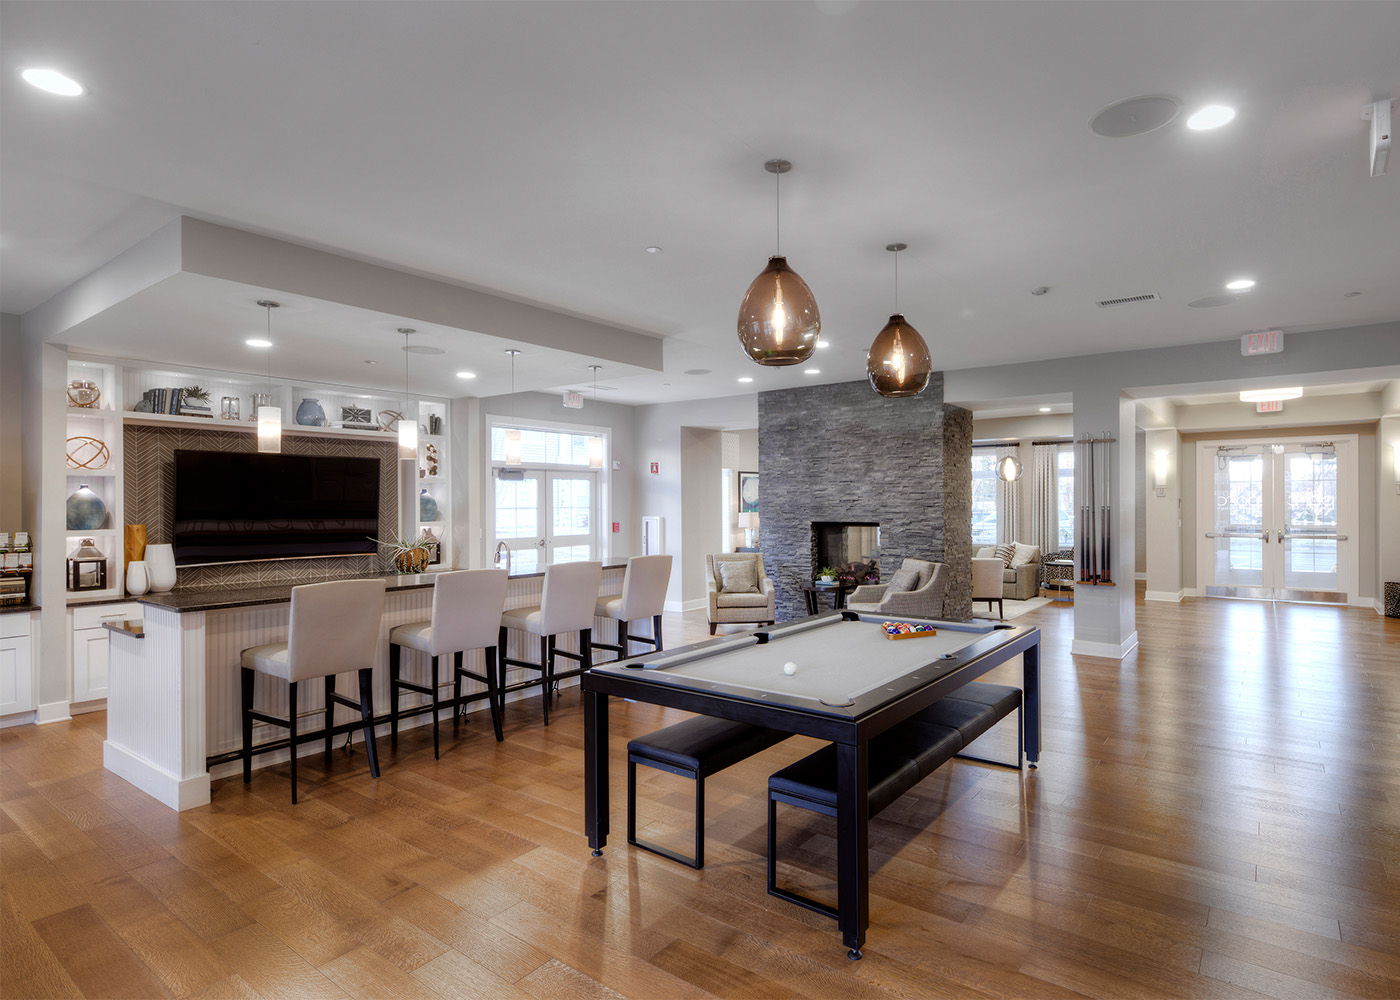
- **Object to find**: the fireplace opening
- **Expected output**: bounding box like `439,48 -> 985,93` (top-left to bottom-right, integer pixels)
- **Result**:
813,522 -> 880,584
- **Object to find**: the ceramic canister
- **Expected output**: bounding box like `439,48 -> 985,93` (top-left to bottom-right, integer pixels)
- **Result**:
145,543 -> 177,592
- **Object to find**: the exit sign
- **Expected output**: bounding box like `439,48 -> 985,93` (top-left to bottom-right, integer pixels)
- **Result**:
1256,400 -> 1284,413
1241,330 -> 1284,355
562,391 -> 584,409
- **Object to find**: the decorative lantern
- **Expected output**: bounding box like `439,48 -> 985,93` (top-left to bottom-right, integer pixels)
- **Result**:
68,538 -> 108,591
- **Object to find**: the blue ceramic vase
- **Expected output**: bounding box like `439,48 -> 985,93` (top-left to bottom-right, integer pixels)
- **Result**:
419,489 -> 438,522
66,484 -> 107,530
295,398 -> 326,426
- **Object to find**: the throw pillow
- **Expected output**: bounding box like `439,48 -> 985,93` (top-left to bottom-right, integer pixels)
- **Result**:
717,560 -> 758,594
1010,542 -> 1041,569
885,567 -> 920,593
976,546 -> 997,559
994,543 -> 1016,567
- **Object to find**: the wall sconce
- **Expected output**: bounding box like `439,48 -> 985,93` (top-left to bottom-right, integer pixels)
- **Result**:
1154,451 -> 1169,497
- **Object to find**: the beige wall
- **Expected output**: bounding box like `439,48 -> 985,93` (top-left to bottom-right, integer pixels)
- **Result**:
0,315 -> 22,530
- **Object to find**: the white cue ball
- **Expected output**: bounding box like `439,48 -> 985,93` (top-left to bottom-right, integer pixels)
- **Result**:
783,661 -> 797,675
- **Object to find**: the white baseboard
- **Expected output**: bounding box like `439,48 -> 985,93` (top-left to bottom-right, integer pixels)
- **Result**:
669,599 -> 706,613
1,712 -> 37,729
1071,631 -> 1140,660
1144,590 -> 1184,603
36,701 -> 71,725
70,698 -> 106,716
103,740 -> 211,811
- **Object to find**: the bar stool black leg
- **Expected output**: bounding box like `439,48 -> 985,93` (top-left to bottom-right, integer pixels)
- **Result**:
484,646 -> 503,741
389,643 -> 401,747
323,675 -> 334,768
541,635 -> 552,727
581,628 -> 593,675
653,614 -> 663,652
288,681 -> 299,804
452,650 -> 464,725
357,667 -> 380,778
617,618 -> 629,659
241,666 -> 254,784
430,655 -> 441,760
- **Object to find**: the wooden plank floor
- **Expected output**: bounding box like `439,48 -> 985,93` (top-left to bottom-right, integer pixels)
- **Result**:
3,591 -> 1398,999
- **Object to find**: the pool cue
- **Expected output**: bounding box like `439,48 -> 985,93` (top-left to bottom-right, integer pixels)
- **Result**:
1100,441 -> 1112,584
1088,438 -> 1097,583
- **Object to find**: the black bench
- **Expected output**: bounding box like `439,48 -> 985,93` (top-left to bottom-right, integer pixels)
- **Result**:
629,715 -> 790,869
767,682 -> 1022,918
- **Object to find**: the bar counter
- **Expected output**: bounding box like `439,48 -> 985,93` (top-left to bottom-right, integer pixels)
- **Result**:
104,565 -> 630,811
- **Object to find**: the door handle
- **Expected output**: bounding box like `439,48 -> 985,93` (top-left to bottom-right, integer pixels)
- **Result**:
537,538 -> 546,547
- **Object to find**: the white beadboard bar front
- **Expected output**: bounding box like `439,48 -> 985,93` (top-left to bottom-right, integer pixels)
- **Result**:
102,566 -> 628,810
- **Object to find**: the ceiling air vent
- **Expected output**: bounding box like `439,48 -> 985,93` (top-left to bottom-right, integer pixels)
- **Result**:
1096,292 -> 1161,308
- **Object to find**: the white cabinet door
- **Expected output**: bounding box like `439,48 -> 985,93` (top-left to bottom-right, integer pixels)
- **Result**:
72,627 -> 111,704
0,633 -> 34,716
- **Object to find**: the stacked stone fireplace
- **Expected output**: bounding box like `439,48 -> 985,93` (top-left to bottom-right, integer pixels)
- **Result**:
813,522 -> 881,584
757,377 -> 972,622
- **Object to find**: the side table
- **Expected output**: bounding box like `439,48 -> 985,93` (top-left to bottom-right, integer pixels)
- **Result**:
1041,559 -> 1074,602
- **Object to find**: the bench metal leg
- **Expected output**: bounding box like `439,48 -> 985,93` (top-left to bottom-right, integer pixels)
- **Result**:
627,755 -> 705,869
954,705 -> 1025,770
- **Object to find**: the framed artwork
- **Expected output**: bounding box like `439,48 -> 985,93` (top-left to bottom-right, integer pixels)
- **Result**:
738,471 -> 759,513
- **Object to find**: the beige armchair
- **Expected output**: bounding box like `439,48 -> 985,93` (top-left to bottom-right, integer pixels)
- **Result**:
972,558 -> 1004,620
846,558 -> 948,619
706,553 -> 776,635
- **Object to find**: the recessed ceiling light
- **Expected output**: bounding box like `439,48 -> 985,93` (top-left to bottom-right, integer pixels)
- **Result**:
1186,104 -> 1236,130
1039,406 -> 1052,412
804,369 -> 821,375
1089,95 -> 1180,138
684,369 -> 711,376
364,359 -> 378,365
1225,278 -> 1255,291
456,371 -> 477,379
245,338 -> 272,348
21,68 -> 85,96
1239,387 -> 1302,402
645,246 -> 663,254
738,377 -> 754,383
1344,291 -> 1362,297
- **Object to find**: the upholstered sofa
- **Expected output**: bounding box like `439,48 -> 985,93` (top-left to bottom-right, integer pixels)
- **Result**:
706,552 -> 776,634
846,558 -> 948,619
975,543 -> 1041,601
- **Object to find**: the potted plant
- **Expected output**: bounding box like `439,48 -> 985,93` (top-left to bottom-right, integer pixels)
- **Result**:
372,533 -> 437,574
818,566 -> 839,584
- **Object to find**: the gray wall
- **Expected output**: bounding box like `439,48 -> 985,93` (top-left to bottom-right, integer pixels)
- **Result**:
0,315 -> 22,531
757,377 -> 972,622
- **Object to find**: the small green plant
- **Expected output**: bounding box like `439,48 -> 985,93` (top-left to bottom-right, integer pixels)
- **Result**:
819,566 -> 840,580
371,533 -> 436,573
182,385 -> 211,403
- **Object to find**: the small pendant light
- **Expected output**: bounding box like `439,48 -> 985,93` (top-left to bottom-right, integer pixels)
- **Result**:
996,454 -> 1024,482
255,300 -> 282,453
586,365 -> 603,469
867,243 -> 932,398
504,349 -> 522,466
737,159 -> 820,366
398,328 -> 418,460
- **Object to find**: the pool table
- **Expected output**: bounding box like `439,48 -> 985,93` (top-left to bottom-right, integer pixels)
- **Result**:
582,609 -> 1041,958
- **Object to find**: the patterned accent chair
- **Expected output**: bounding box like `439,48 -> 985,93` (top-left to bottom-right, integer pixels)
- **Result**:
706,553 -> 776,635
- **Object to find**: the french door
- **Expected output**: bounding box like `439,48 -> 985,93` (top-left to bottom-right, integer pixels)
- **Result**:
1199,439 -> 1352,603
493,470 -> 598,575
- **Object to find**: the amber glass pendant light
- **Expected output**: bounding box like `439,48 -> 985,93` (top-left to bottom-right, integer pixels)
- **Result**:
737,159 -> 820,366
867,243 -> 931,397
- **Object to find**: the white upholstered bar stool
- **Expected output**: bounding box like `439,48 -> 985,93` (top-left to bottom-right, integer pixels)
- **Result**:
388,568 -> 509,758
591,554 -> 672,661
498,560 -> 602,726
240,578 -> 387,804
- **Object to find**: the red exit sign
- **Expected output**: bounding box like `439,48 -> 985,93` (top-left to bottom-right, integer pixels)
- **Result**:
1256,400 -> 1284,413
1240,330 -> 1284,355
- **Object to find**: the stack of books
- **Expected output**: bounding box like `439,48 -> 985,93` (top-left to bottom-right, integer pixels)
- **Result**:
139,388 -> 214,417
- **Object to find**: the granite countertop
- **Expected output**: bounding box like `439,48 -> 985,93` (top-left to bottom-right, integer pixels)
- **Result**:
0,601 -> 40,613
136,564 -> 629,614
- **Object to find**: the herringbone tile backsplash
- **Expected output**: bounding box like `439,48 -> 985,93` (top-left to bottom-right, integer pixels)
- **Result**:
124,425 -> 397,590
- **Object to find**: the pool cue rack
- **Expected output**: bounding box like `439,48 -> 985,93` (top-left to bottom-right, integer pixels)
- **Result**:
1075,434 -> 1116,586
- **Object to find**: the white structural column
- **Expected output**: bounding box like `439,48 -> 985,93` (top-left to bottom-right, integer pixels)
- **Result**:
1070,391 -> 1139,659
1380,411 -> 1400,612
1144,427 -> 1183,602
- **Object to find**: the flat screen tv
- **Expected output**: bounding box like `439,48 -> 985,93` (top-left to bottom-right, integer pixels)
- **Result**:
172,450 -> 380,566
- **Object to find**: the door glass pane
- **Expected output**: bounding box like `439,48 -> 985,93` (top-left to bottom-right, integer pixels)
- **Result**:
551,478 -> 591,536
1213,454 -> 1264,587
494,478 -> 538,539
511,549 -> 538,575
552,545 -> 591,564
1282,451 -> 1338,592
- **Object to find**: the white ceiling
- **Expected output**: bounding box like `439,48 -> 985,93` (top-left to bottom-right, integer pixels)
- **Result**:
3,1 -> 1399,405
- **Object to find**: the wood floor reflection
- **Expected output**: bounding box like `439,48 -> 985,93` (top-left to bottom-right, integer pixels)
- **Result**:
3,589 -> 1397,999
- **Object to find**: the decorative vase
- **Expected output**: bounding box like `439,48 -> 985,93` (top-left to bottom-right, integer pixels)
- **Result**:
295,398 -> 326,426
394,548 -> 430,574
145,543 -> 177,592
419,489 -> 438,522
66,484 -> 107,531
125,561 -> 150,597
124,523 -> 147,565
